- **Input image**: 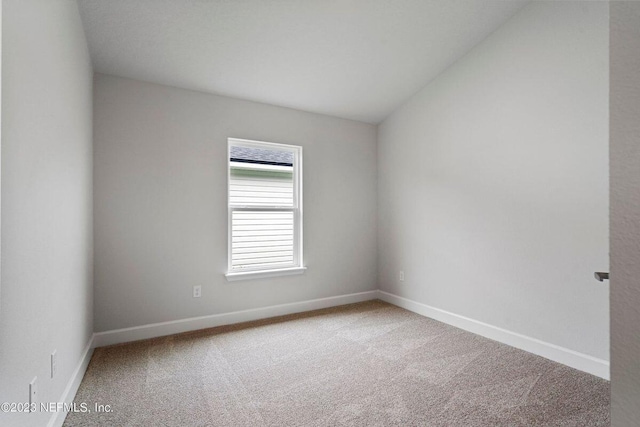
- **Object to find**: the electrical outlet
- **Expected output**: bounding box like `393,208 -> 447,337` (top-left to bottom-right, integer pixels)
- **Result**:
399,271 -> 405,282
193,285 -> 202,298
29,377 -> 38,409
51,350 -> 57,379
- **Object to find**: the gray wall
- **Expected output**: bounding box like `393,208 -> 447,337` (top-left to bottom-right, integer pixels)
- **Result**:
377,1 -> 609,360
610,2 -> 640,425
93,74 -> 378,332
0,1 -> 93,426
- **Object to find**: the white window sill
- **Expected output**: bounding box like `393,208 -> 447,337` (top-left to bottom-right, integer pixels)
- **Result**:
225,266 -> 307,282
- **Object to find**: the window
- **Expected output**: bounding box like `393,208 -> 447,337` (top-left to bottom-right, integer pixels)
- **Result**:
226,138 -> 305,280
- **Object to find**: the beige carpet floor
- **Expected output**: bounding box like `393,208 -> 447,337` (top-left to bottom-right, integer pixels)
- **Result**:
64,300 -> 609,426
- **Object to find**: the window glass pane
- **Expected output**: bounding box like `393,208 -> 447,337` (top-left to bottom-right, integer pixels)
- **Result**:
231,210 -> 294,270
230,145 -> 294,166
229,145 -> 293,207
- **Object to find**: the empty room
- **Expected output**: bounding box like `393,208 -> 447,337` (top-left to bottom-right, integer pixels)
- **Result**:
1,0 -> 639,426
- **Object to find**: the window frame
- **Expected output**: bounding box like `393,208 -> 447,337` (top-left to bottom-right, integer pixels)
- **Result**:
225,138 -> 305,281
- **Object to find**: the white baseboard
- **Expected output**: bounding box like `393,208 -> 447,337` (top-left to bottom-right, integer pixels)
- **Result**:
47,335 -> 95,427
377,290 -> 610,380
93,290 -> 379,348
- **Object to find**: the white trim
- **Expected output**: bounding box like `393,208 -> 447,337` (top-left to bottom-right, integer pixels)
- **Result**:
377,290 -> 610,380
93,290 -> 378,348
47,335 -> 95,427
296,145 -> 303,268
226,266 -> 307,281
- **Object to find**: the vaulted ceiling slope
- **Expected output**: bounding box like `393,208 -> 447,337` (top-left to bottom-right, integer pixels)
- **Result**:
78,0 -> 528,124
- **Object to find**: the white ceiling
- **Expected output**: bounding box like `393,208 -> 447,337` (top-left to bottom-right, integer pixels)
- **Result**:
78,0 -> 529,124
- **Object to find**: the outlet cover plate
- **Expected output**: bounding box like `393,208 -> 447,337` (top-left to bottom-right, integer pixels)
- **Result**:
51,350 -> 57,379
29,377 -> 38,409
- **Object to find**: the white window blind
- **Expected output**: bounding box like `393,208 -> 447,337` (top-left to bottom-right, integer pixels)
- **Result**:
228,139 -> 302,274
231,211 -> 294,268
